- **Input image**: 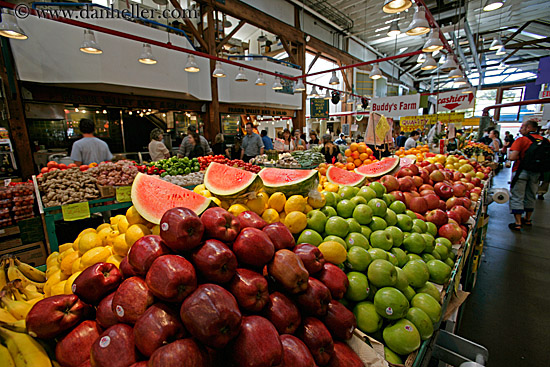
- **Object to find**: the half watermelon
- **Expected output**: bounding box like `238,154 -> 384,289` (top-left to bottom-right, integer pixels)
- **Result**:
132,173 -> 211,224
355,157 -> 400,178
326,166 -> 366,187
258,168 -> 318,196
204,162 -> 262,199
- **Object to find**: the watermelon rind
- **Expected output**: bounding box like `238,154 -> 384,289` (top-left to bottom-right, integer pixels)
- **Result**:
204,162 -> 262,199
259,168 -> 318,196
355,157 -> 400,178
131,173 -> 212,224
326,166 -> 366,187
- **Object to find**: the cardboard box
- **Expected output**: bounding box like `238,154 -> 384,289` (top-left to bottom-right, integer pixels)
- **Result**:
0,241 -> 47,267
97,185 -> 115,198
0,225 -> 20,238
0,237 -> 23,252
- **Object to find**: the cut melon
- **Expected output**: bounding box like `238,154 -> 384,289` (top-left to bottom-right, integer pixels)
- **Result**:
400,155 -> 417,166
204,162 -> 262,199
355,157 -> 400,178
131,173 -> 211,224
259,168 -> 318,196
326,166 -> 366,187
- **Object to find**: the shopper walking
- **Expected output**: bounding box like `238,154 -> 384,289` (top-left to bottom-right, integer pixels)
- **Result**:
404,130 -> 420,150
396,131 -> 407,148
178,124 -> 212,158
212,133 -> 229,157
261,130 -> 274,150
70,118 -> 113,166
508,119 -> 550,230
320,134 -> 342,164
187,131 -> 205,159
148,128 -> 170,161
241,122 -> 264,162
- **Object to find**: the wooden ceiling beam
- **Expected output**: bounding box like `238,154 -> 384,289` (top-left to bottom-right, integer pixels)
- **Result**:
169,0 -> 208,50
216,20 -> 246,53
279,36 -> 297,65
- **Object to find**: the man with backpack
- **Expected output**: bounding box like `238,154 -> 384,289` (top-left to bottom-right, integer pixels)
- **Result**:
508,119 -> 550,231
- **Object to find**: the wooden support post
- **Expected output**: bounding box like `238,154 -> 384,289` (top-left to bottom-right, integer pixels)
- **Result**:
279,36 -> 297,65
294,42 -> 306,132
168,0 -> 208,50
337,60 -> 352,93
205,6 -> 221,142
0,39 -> 34,179
216,20 -> 246,53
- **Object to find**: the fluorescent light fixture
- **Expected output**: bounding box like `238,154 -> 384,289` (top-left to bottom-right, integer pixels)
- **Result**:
383,0 -> 412,14
422,31 -> 444,52
440,57 -> 458,72
272,77 -> 283,90
421,54 -> 438,70
138,44 -> 157,65
406,7 -> 430,36
212,61 -> 226,77
294,79 -> 306,92
184,55 -> 200,72
255,72 -> 266,86
80,29 -> 102,54
387,21 -> 401,37
495,45 -> 506,55
369,64 -> 383,79
489,36 -> 503,50
235,67 -> 248,82
0,9 -> 27,40
483,0 -> 504,12
448,68 -> 463,79
329,71 -> 340,85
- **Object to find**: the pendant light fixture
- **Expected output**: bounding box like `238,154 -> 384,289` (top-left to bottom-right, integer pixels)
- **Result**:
383,0 -> 412,14
255,72 -> 266,86
440,57 -> 458,72
420,54 -> 438,70
387,21 -> 401,37
454,77 -> 467,86
495,45 -> 506,56
138,44 -> 157,65
369,64 -> 383,80
309,86 -> 319,97
272,77 -> 283,90
0,9 -> 27,40
489,35 -> 503,50
324,89 -> 331,99
422,31 -> 444,52
448,68 -> 463,79
184,55 -> 200,72
417,53 -> 426,63
212,61 -> 226,77
294,79 -> 306,92
235,67 -> 248,82
439,54 -> 447,64
80,29 -> 102,54
406,7 -> 430,36
257,33 -> 267,42
483,0 -> 504,12
329,71 -> 340,85
462,83 -> 474,93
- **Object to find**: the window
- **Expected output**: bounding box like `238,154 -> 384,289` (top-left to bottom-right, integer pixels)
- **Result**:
500,87 -> 524,121
474,89 -> 497,117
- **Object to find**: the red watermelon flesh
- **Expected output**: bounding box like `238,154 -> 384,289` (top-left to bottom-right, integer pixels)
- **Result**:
204,162 -> 260,198
326,166 -> 366,187
355,157 -> 400,178
131,173 -> 211,224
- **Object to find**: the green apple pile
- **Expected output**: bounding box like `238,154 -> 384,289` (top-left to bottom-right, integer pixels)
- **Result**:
297,183 -> 457,363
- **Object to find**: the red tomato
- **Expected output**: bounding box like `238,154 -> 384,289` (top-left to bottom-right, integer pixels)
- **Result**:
47,161 -> 58,169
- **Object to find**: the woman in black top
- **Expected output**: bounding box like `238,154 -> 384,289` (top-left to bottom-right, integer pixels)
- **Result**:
230,138 -> 242,160
320,134 -> 342,164
309,131 -> 320,145
212,133 -> 229,157
188,131 -> 205,159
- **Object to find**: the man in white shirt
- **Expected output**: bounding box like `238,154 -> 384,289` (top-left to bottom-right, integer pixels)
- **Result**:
404,130 -> 421,150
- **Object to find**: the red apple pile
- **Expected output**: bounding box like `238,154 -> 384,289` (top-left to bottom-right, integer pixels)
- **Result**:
26,206 -> 364,367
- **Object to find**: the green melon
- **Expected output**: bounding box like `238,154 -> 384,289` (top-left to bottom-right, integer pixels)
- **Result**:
326,166 -> 366,187
355,157 -> 400,179
131,173 -> 212,224
258,167 -> 318,196
204,162 -> 262,199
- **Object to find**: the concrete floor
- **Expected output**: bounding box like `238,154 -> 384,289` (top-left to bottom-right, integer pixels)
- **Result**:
457,168 -> 550,366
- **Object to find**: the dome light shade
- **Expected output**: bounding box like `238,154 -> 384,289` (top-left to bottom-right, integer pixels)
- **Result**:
329,71 -> 340,85
324,89 -> 331,99
294,79 -> 306,92
255,72 -> 266,86
212,61 -> 226,77
483,0 -> 504,12
138,44 -> 157,64
80,29 -> 102,54
422,31 -> 444,52
272,77 -> 283,90
462,85 -> 475,93
421,54 -> 438,70
309,86 -> 319,97
184,55 -> 200,72
439,54 -> 447,64
383,0 -> 412,14
417,53 -> 426,63
440,57 -> 458,72
495,45 -> 506,55
387,21 -> 401,37
406,8 -> 430,36
235,67 -> 248,82
0,9 -> 27,40
490,36 -> 503,50
369,64 -> 383,79
448,68 -> 463,79
454,77 -> 467,86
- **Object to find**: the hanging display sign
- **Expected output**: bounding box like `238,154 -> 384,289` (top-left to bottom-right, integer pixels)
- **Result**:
365,112 -> 392,146
437,89 -> 475,112
540,90 -> 550,99
310,98 -> 329,118
371,94 -> 421,118
399,112 -> 465,132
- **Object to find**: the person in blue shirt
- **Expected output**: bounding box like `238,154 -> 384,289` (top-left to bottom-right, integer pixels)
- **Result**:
396,131 -> 407,148
70,118 -> 113,166
261,130 -> 273,150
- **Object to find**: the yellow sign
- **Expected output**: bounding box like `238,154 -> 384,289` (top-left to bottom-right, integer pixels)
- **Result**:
375,115 -> 390,140
116,186 -> 132,202
62,202 -> 90,221
400,112 -> 465,132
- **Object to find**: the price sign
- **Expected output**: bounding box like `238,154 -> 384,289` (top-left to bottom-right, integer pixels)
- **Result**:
62,202 -> 90,221
310,98 -> 329,118
116,186 -> 132,202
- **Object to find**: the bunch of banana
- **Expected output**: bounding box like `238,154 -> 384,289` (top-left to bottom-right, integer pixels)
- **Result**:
0,326 -> 52,367
4,257 -> 46,293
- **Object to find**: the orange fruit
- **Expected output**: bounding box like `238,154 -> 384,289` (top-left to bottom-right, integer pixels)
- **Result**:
358,143 -> 367,153
350,143 -> 358,152
359,153 -> 369,161
351,151 -> 360,159
319,167 -> 327,176
344,149 -> 352,157
335,162 -> 345,168
366,148 -> 373,156
346,156 -> 354,163
354,159 -> 362,167
364,159 -> 372,165
346,162 -> 355,170
318,163 -> 327,169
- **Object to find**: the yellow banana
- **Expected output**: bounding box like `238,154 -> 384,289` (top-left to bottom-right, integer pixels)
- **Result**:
0,308 -> 18,323
0,342 -> 15,367
14,259 -> 46,283
0,258 -> 7,290
6,259 -> 44,292
0,292 -> 32,320
0,319 -> 26,333
0,327 -> 52,367
12,280 -> 43,301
